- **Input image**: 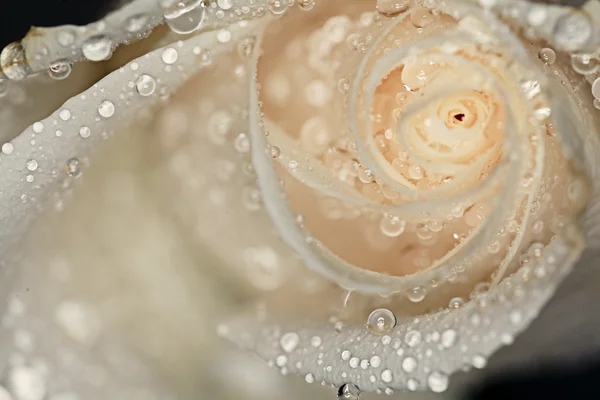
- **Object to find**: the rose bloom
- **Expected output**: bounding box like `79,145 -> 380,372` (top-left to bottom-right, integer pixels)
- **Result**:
0,0 -> 600,399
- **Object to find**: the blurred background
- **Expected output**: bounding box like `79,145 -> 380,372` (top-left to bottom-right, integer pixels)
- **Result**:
1,0 -> 600,399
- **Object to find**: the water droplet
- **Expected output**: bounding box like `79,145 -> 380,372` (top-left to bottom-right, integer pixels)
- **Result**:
571,53 -> 598,75
238,37 -> 256,59
472,353 -> 487,369
163,0 -> 207,34
125,14 -> 149,33
305,373 -> 315,383
1,42 -> 28,80
379,215 -> 406,237
298,0 -> 315,11
2,143 -> 14,155
366,308 -> 396,335
538,48 -> 555,65
337,383 -> 360,400
234,133 -> 250,153
310,336 -> 321,347
376,0 -> 409,17
59,109 -> 71,121
427,371 -> 449,393
402,356 -> 417,373
162,48 -> 179,64
404,330 -> 422,347
407,286 -> 426,302
217,0 -> 233,9
98,100 -> 115,118
82,35 -> 113,61
32,122 -> 44,133
337,78 -> 350,93
592,78 -> 600,99
48,61 -> 72,80
135,74 -> 156,96
65,158 -> 82,177
408,164 -> 424,180
441,329 -> 457,348
448,297 -> 465,309
7,366 -> 46,400
280,332 -> 300,353
370,355 -> 381,368
269,0 -> 288,15
79,126 -> 91,139
270,146 -> 281,158
26,159 -> 38,171
381,369 -> 393,383
410,8 -> 436,28
217,29 -> 232,43
57,30 -> 76,46
553,11 -> 592,51
407,378 -> 419,391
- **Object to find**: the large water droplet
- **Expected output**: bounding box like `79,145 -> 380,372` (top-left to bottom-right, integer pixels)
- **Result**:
366,308 -> 396,335
82,35 -> 113,61
163,0 -> 207,34
402,356 -> 418,373
135,74 -> 156,96
538,48 -> 555,65
98,100 -> 115,118
269,0 -> 288,15
280,332 -> 300,353
1,42 -> 29,81
379,215 -> 406,237
48,61 -> 72,80
162,48 -> 179,64
553,11 -> 592,51
337,383 -> 360,400
427,371 -> 449,392
571,53 -> 598,75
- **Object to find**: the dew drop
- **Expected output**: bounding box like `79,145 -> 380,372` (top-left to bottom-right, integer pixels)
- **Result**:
407,378 -> 419,391
298,0 -> 315,11
370,355 -> 381,368
381,369 -> 393,383
79,126 -> 91,139
571,53 -> 598,75
7,366 -> 46,400
2,143 -> 14,155
280,332 -> 300,353
440,329 -> 457,348
402,356 -> 417,373
407,286 -> 426,302
98,100 -> 115,118
125,14 -> 149,33
379,215 -> 406,237
377,0 -> 409,17
448,297 -> 465,309
472,353 -> 487,369
270,146 -> 281,158
234,133 -> 250,153
305,373 -> 315,383
337,78 -> 350,93
538,48 -> 555,65
48,61 -> 72,80
366,308 -> 397,335
427,371 -> 449,393
32,122 -> 44,133
217,0 -> 233,10
404,330 -> 422,347
65,158 -> 82,177
269,0 -> 288,15
135,74 -> 156,96
26,159 -> 38,171
82,35 -> 113,61
238,37 -> 256,59
337,383 -> 360,400
553,11 -> 592,51
310,336 -> 321,347
410,8 -> 436,28
59,109 -> 71,121
217,29 -> 232,43
163,0 -> 207,34
1,42 -> 28,81
57,30 -> 76,46
162,48 -> 179,65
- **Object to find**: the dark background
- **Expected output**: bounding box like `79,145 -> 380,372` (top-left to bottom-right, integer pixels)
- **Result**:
1,0 -> 599,398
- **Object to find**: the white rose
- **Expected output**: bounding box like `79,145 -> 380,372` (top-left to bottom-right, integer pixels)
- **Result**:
0,0 -> 600,399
